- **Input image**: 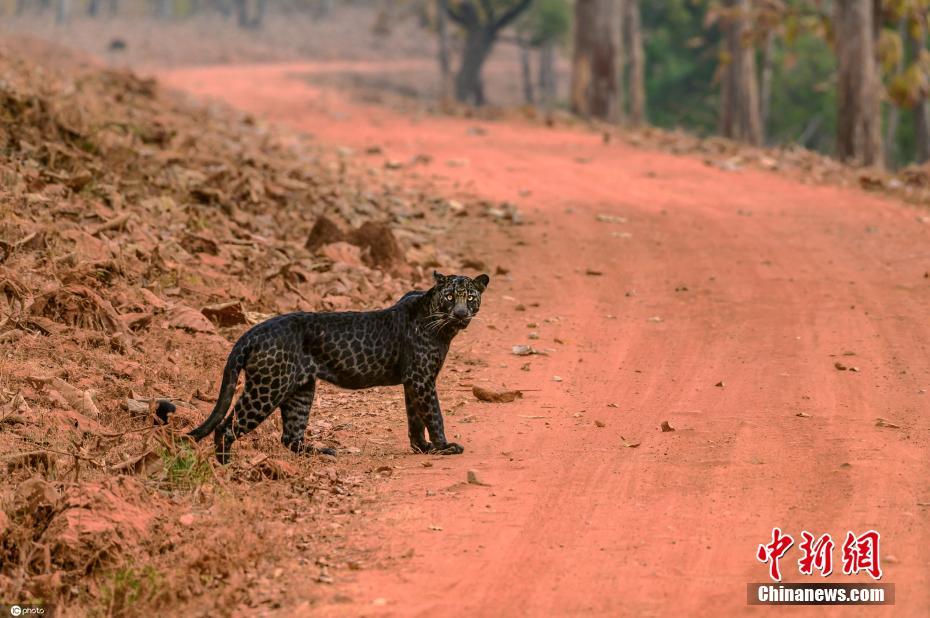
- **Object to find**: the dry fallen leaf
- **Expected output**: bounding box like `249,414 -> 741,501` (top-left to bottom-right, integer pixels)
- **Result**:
30,375 -> 101,419
202,300 -> 249,327
472,386 -> 523,403
875,418 -> 901,429
31,284 -> 126,335
168,304 -> 217,334
320,241 -> 365,268
660,421 -> 675,432
466,469 -> 490,486
110,449 -> 161,476
620,436 -> 641,448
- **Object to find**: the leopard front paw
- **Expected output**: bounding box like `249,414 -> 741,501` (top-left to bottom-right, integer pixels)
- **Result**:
411,441 -> 434,454
431,442 -> 464,455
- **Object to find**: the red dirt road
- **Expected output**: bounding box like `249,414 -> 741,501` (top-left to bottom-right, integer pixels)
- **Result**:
159,63 -> 930,616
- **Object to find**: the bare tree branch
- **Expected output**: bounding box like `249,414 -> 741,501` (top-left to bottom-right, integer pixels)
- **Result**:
441,0 -> 469,26
492,0 -> 533,32
479,0 -> 496,22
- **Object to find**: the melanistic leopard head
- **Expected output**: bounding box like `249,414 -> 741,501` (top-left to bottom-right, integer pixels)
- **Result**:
431,271 -> 490,328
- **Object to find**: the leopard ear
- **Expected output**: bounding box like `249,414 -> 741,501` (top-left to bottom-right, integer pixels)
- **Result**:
473,274 -> 490,291
433,271 -> 446,285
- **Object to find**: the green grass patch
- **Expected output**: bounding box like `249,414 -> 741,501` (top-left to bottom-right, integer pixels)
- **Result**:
160,441 -> 213,491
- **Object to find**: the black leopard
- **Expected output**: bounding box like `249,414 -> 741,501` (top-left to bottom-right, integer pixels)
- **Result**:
188,272 -> 490,464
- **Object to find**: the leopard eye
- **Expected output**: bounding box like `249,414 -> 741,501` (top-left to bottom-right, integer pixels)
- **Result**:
445,294 -> 453,301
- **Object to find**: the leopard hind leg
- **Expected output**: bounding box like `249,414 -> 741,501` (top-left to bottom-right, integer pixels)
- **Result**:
214,379 -> 286,464
279,379 -> 336,456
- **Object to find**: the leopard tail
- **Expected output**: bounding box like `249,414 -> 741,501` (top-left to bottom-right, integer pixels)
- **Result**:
188,339 -> 249,441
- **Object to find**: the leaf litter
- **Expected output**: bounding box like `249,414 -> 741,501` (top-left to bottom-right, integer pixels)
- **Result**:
0,40 -> 492,612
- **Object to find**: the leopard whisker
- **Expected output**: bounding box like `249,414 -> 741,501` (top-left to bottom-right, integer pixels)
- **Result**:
423,317 -> 450,333
429,318 -> 453,333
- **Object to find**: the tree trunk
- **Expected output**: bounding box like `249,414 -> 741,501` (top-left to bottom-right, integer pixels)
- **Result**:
88,0 -> 100,16
571,0 -> 622,122
917,103 -> 930,164
617,0 -> 626,116
912,17 -> 930,163
456,28 -> 495,105
236,0 -> 249,27
436,0 -> 453,101
519,39 -> 535,105
443,0 -> 533,105
55,0 -> 70,24
833,0 -> 883,167
718,0 -> 762,145
158,0 -> 173,19
538,40 -> 557,107
315,0 -> 332,19
234,0 -> 265,28
760,28 -> 775,142
884,18 -> 906,168
625,0 -> 645,125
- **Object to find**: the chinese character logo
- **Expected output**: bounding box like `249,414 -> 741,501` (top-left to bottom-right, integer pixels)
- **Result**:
798,531 -> 834,577
842,530 -> 883,580
757,528 -> 883,581
757,527 -> 794,582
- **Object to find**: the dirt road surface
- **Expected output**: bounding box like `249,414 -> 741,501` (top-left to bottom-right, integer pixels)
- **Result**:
158,63 -> 930,616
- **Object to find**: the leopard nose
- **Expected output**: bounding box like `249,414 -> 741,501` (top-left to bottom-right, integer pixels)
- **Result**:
453,306 -> 469,319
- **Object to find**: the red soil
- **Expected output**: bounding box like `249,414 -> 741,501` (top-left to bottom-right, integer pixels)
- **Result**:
159,63 -> 930,616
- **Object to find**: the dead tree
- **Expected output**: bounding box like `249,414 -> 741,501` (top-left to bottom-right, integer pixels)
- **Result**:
441,0 -> 534,105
